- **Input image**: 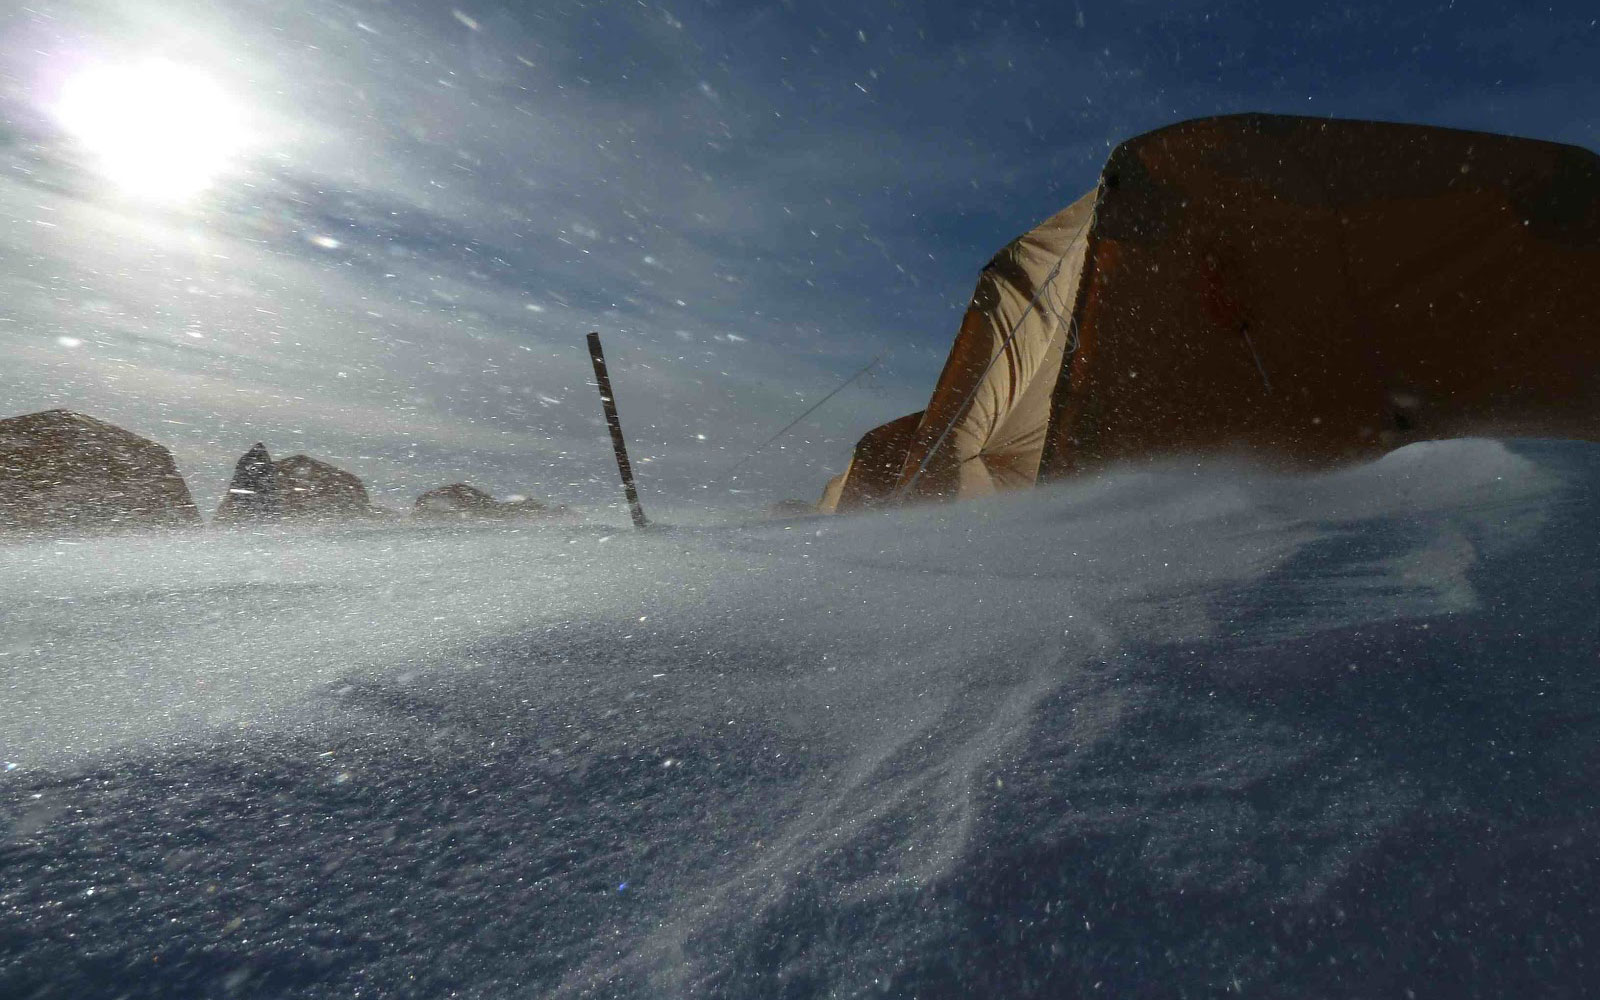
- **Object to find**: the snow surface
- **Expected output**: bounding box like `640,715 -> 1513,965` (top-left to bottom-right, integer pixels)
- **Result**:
3,438 -> 1598,998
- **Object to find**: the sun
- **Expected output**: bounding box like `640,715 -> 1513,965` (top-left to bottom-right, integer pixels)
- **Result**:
54,59 -> 250,203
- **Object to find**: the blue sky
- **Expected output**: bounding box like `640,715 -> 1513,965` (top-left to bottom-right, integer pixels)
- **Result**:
1,0 -> 1596,513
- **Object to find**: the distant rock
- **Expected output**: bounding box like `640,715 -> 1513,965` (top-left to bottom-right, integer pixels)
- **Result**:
276,454 -> 372,519
415,483 -> 497,517
414,483 -> 567,521
500,496 -> 562,518
0,409 -> 200,533
214,442 -> 280,524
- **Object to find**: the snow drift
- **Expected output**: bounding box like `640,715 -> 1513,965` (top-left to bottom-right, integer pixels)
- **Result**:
2,438 -> 1597,998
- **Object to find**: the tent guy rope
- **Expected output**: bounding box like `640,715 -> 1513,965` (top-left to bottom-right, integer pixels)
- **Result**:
708,353 -> 884,491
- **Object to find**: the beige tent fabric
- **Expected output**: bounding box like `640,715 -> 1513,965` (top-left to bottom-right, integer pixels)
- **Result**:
1041,114 -> 1600,478
836,411 -> 923,512
825,113 -> 1600,508
815,463 -> 851,514
898,189 -> 1097,500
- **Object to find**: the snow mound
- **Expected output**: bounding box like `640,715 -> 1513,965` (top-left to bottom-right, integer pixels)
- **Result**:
3,438 -> 1597,998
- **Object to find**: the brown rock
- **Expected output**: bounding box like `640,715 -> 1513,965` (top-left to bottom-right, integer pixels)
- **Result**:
276,454 -> 371,519
214,443 -> 280,524
414,484 -> 566,520
499,497 -> 556,517
415,483 -> 497,517
0,410 -> 200,533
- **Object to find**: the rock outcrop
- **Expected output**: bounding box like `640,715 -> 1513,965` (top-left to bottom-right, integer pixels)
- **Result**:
213,443 -> 280,524
499,497 -> 555,518
276,454 -> 372,519
215,446 -> 376,524
415,483 -> 497,517
414,483 -> 565,520
0,410 -> 200,533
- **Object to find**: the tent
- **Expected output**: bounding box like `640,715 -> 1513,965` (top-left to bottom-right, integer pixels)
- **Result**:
898,192 -> 1096,499
883,113 -> 1600,502
817,411 -> 925,513
815,467 -> 850,515
0,410 -> 200,532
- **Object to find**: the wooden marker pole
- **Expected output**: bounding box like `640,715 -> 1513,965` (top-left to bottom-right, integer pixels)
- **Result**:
586,332 -> 649,529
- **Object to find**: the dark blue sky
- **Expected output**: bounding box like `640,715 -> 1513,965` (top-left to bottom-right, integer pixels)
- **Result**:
1,0 -> 1596,512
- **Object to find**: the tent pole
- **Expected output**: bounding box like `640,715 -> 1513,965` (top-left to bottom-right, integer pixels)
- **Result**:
586,332 -> 649,529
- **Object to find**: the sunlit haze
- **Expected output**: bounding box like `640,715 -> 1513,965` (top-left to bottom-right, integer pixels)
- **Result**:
54,58 -> 249,202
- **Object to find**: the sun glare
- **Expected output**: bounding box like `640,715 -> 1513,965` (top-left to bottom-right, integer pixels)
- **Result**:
55,59 -> 249,203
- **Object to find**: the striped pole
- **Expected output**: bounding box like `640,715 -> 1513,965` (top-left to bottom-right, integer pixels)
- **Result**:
586,332 -> 649,529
